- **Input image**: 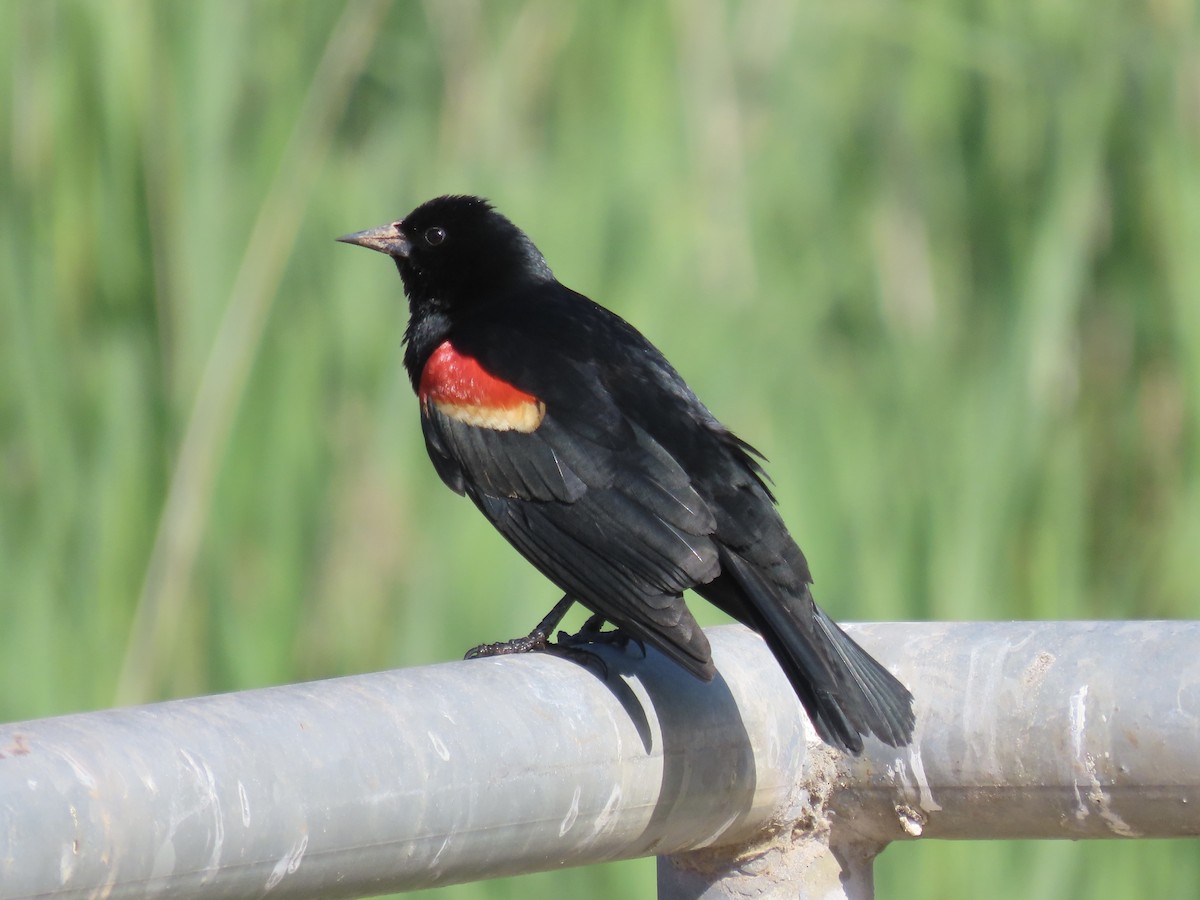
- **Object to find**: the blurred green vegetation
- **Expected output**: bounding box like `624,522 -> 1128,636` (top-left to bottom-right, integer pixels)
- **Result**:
2,1 -> 1198,897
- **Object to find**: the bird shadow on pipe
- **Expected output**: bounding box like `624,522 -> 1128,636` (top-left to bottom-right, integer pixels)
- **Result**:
583,636 -> 766,852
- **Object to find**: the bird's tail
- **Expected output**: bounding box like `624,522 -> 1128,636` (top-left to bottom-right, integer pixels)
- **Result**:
714,551 -> 915,754
805,602 -> 915,750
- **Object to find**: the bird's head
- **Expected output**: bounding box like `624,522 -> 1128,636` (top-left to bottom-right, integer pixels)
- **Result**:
338,195 -> 555,309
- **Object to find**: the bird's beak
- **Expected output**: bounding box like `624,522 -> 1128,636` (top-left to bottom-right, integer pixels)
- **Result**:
336,222 -> 411,258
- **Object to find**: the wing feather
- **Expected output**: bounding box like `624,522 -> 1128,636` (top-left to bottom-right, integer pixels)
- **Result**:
422,398 -> 719,677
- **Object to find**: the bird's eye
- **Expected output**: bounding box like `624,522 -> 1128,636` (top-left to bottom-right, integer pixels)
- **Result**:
424,227 -> 446,246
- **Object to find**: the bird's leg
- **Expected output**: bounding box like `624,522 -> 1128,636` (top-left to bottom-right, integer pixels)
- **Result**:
574,613 -> 608,637
464,594 -> 575,660
557,614 -> 647,659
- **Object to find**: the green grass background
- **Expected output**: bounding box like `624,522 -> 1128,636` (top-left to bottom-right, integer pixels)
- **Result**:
2,1 -> 1199,897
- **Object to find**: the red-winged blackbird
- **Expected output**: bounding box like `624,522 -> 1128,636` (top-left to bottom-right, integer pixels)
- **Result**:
339,195 -> 914,754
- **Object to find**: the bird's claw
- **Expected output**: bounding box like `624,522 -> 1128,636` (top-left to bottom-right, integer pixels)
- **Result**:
464,626 -> 618,679
464,630 -> 551,659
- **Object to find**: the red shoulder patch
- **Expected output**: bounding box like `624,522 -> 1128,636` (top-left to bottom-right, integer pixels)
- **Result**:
419,341 -> 545,433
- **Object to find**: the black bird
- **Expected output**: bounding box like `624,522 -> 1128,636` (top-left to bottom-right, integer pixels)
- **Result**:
339,195 -> 914,754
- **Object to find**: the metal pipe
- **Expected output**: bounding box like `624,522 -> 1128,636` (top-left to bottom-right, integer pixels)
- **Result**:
837,620 -> 1200,843
0,626 -> 806,899
658,620 -> 1200,899
2,622 -> 1199,900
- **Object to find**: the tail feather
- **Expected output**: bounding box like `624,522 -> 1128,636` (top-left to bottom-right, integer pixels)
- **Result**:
709,550 -> 915,754
811,604 -> 915,749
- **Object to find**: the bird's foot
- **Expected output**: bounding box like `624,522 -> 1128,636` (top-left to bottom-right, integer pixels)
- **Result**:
557,614 -> 647,659
464,629 -> 550,659
465,626 -> 610,676
464,605 -> 642,679
465,594 -> 576,661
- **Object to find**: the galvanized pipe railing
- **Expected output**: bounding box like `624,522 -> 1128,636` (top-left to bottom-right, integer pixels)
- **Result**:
2,621 -> 1198,899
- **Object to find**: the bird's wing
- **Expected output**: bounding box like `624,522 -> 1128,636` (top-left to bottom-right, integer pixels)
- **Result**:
419,353 -> 722,679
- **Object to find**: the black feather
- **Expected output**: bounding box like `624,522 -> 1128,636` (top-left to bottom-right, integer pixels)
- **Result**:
341,195 -> 915,753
